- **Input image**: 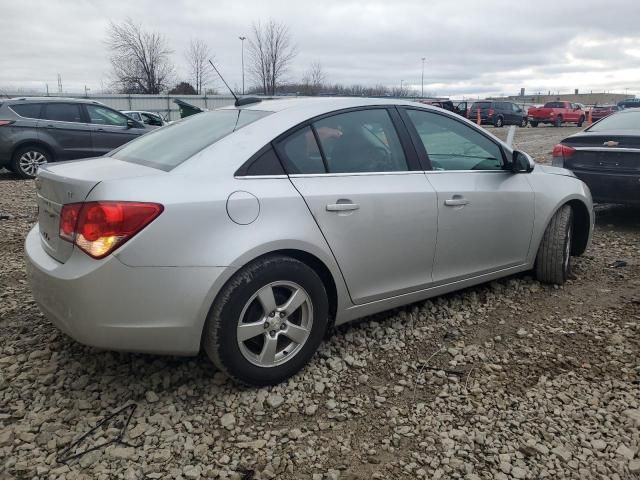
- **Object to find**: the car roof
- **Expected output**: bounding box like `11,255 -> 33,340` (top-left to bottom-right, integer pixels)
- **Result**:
221,96 -> 439,114
8,96 -> 105,105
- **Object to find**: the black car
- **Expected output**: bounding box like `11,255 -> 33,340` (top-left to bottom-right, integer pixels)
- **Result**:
552,109 -> 640,205
419,100 -> 469,117
0,97 -> 148,178
467,100 -> 528,128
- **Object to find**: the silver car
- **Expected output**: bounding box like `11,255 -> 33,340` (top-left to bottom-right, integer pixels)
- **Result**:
25,98 -> 594,386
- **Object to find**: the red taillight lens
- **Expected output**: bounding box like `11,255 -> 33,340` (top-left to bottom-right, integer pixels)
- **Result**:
0,120 -> 15,127
552,144 -> 576,158
59,203 -> 81,241
59,201 -> 163,259
488,108 -> 494,117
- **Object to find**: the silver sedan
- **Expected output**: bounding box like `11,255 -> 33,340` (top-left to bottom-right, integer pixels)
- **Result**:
25,97 -> 594,385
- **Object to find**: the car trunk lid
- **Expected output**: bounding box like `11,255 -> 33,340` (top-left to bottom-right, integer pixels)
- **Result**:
562,133 -> 640,174
35,157 -> 164,263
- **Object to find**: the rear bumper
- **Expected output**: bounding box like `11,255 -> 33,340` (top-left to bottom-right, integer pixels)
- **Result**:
25,225 -> 229,355
572,170 -> 640,204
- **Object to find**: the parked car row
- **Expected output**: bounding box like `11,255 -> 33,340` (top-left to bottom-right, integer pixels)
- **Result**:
0,98 -> 151,178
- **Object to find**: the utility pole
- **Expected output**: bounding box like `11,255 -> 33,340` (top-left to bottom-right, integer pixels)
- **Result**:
57,74 -> 63,94
421,57 -> 425,98
400,79 -> 404,96
239,36 -> 246,95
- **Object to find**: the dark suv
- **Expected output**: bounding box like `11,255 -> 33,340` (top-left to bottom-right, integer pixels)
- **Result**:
0,97 -> 148,178
467,101 -> 528,128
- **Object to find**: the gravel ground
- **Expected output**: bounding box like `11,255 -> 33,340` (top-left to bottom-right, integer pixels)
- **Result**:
1,127 -> 639,480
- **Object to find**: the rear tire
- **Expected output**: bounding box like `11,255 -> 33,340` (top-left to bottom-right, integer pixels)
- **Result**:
577,116 -> 585,127
11,145 -> 50,179
535,205 -> 573,285
494,116 -> 504,127
202,255 -> 329,386
554,116 -> 563,127
530,121 -> 538,127
520,117 -> 528,127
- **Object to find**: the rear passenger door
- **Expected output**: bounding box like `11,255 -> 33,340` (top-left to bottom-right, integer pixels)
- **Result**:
40,103 -> 93,160
276,107 -> 438,304
85,105 -> 147,155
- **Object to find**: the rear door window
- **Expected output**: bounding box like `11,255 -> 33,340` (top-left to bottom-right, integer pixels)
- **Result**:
277,126 -> 326,174
11,103 -> 43,119
42,103 -> 84,123
312,109 -> 408,173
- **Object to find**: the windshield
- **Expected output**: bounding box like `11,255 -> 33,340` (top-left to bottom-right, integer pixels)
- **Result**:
112,109 -> 272,171
588,111 -> 640,131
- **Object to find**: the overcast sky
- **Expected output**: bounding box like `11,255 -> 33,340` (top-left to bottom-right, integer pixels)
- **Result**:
1,0 -> 639,98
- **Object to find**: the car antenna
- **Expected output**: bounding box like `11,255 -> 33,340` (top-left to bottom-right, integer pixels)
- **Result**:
208,59 -> 261,107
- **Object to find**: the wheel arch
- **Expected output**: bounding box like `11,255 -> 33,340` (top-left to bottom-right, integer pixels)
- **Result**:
198,246 -> 344,348
11,140 -> 55,162
566,199 -> 591,256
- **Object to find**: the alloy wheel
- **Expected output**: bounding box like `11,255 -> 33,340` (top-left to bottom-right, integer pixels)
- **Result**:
18,151 -> 47,177
236,281 -> 313,368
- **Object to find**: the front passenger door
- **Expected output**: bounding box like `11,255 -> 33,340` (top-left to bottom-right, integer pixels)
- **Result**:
277,108 -> 438,304
85,105 -> 147,155
402,108 -> 535,284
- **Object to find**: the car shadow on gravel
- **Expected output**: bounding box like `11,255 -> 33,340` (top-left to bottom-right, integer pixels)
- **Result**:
595,203 -> 640,232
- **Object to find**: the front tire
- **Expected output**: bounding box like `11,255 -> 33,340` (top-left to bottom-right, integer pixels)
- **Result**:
203,255 -> 329,386
11,145 -> 50,179
520,117 -> 528,127
535,205 -> 573,285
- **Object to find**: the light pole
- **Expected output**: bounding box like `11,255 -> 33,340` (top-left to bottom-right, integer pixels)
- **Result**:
421,57 -> 425,98
239,36 -> 246,95
400,79 -> 404,96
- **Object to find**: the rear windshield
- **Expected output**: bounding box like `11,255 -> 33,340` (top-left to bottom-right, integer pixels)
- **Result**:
588,111 -> 640,131
112,109 -> 272,171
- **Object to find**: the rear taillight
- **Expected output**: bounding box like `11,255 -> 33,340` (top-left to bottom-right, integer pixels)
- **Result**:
552,144 -> 576,158
488,109 -> 495,117
0,120 -> 15,127
59,201 -> 163,259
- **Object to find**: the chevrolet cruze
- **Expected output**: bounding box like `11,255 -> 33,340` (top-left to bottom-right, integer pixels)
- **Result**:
25,97 -> 594,386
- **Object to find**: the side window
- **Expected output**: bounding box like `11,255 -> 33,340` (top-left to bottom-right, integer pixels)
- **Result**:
277,126 -> 325,174
245,147 -> 285,176
512,103 -> 521,113
405,109 -> 503,171
86,105 -> 129,127
128,112 -> 141,121
11,103 -> 43,119
312,109 -> 408,173
42,103 -> 83,123
142,113 -> 162,126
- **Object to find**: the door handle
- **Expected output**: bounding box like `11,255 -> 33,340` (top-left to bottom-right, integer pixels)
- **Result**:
444,197 -> 470,207
326,202 -> 360,212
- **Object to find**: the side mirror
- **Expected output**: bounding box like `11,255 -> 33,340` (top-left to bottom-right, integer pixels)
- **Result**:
512,150 -> 535,173
126,118 -> 142,129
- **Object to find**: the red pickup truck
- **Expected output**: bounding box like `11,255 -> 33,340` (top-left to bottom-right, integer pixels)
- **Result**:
528,101 -> 586,127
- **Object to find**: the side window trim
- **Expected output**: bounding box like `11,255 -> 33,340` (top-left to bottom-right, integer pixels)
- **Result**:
398,106 -> 508,171
388,107 -> 421,171
234,143 -> 287,177
309,124 -> 330,173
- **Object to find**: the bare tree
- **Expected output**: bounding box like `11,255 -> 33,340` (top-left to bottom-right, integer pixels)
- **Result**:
248,19 -> 296,95
302,62 -> 326,95
185,39 -> 211,95
106,19 -> 174,94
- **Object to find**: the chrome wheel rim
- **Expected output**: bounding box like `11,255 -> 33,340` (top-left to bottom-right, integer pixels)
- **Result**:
237,281 -> 313,368
19,151 -> 47,176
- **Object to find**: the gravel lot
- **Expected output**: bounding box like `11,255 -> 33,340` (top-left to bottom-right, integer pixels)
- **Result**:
1,126 -> 639,480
